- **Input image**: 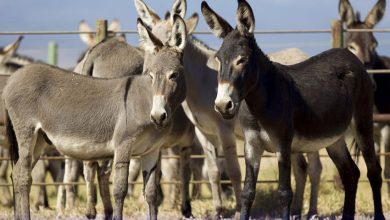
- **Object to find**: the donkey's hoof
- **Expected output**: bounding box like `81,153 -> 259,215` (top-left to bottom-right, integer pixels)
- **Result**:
86,208 -> 97,220
181,214 -> 195,220
374,213 -> 385,220
233,211 -> 240,219
181,200 -> 192,218
291,215 -> 301,220
307,214 -> 319,220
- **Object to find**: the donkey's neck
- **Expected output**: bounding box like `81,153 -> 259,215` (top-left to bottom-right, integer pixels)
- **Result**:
183,37 -> 218,99
244,46 -> 293,122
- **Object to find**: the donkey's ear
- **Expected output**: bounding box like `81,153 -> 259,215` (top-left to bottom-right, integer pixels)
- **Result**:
170,0 -> 187,23
79,20 -> 95,47
185,13 -> 199,34
0,36 -> 23,63
134,0 -> 161,28
236,0 -> 255,36
339,0 -> 356,27
137,18 -> 164,54
169,15 -> 187,52
108,19 -> 121,33
365,0 -> 386,28
201,1 -> 233,38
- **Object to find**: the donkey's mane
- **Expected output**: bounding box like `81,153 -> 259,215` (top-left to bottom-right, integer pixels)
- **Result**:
8,53 -> 34,66
189,36 -> 216,56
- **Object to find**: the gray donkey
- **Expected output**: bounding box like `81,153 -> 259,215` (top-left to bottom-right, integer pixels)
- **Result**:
4,15 -> 189,220
202,0 -> 384,219
135,0 -> 323,218
339,0 -> 390,198
74,33 -> 196,219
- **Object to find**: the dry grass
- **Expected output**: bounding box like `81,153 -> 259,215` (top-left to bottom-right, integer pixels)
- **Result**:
1,145 -> 390,219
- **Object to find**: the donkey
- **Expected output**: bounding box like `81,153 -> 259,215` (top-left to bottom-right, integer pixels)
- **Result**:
0,37 -> 65,211
201,1 -> 384,220
74,32 -> 197,219
56,20 -> 134,213
339,0 -> 390,198
136,0 -> 323,218
4,15 -> 188,220
77,19 -> 122,61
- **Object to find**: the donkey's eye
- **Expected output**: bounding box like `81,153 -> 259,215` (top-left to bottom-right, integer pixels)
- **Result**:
347,44 -> 357,52
236,57 -> 248,66
169,72 -> 178,80
371,42 -> 378,50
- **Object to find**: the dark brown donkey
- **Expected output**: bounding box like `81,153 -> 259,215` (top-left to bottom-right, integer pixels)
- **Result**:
339,0 -> 390,198
201,0 -> 384,219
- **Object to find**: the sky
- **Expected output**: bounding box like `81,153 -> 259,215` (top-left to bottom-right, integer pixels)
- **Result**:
1,0 -> 390,68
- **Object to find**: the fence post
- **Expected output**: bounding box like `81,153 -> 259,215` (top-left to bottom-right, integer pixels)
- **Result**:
331,20 -> 344,48
96,19 -> 108,44
48,41 -> 58,65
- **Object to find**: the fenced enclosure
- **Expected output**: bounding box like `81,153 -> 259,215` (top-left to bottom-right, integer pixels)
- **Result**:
1,17 -> 390,219
0,18 -> 390,187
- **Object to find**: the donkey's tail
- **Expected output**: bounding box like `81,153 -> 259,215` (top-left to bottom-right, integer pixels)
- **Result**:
349,138 -> 360,163
5,108 -> 18,165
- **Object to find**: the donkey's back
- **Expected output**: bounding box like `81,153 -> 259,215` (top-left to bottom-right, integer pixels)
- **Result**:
276,48 -> 373,142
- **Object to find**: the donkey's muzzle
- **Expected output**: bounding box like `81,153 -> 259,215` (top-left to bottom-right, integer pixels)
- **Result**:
150,112 -> 168,128
214,100 -> 236,120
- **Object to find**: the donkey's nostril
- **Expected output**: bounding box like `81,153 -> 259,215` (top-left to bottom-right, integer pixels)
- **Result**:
226,101 -> 234,111
161,112 -> 167,121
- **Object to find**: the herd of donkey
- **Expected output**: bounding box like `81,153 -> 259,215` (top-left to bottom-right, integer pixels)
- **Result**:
0,0 -> 390,219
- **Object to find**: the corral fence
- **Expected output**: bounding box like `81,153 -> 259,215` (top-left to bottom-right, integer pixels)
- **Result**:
0,19 -> 390,187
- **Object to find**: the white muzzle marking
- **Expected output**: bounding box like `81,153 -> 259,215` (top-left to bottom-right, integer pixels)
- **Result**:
151,95 -> 167,124
215,83 -> 233,108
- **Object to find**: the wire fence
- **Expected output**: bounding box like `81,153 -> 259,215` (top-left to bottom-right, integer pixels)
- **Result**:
0,23 -> 390,187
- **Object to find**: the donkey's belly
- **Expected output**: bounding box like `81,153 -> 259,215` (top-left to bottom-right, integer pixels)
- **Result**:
291,134 -> 343,153
48,135 -> 115,160
259,129 -> 343,153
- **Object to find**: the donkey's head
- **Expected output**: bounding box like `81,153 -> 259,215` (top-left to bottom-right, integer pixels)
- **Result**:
134,0 -> 198,44
202,0 -> 258,119
0,36 -> 23,64
339,0 -> 386,67
137,15 -> 187,128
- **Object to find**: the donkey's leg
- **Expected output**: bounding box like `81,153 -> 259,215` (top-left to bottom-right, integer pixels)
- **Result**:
326,138 -> 359,219
0,148 -> 13,207
195,127 -> 223,219
13,125 -> 40,219
84,161 -> 98,219
276,141 -> 293,220
65,158 -> 80,210
382,125 -> 390,199
142,150 -> 162,220
32,159 -> 49,210
291,153 -> 307,219
306,152 -> 321,218
112,144 -> 131,220
180,145 -> 193,218
97,159 -> 113,220
56,158 -> 68,213
353,119 -> 384,219
190,138 -> 204,200
218,126 -> 242,218
161,148 -> 180,208
127,158 -> 141,197
240,128 -> 263,220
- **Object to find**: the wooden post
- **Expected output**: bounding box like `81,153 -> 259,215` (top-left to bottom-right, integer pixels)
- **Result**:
95,19 -> 108,44
48,42 -> 58,65
331,20 -> 344,48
